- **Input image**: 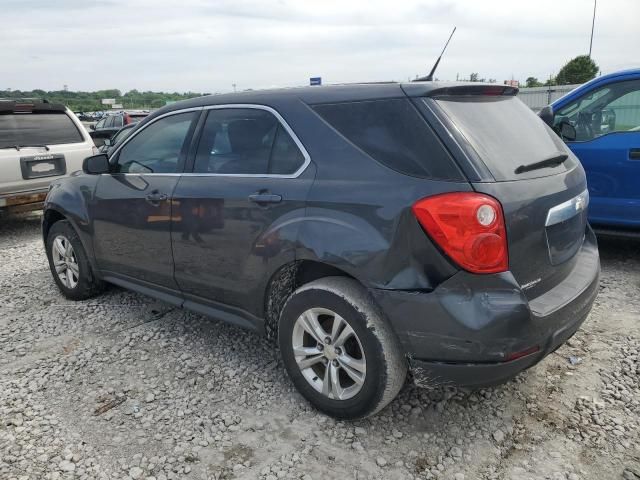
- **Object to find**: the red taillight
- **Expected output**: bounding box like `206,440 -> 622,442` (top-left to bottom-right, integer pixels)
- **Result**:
412,192 -> 508,274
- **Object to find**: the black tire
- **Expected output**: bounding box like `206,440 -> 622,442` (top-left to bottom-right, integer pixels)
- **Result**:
278,276 -> 407,419
45,220 -> 105,300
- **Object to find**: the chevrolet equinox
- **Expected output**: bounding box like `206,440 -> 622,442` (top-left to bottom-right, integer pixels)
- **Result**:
43,82 -> 600,419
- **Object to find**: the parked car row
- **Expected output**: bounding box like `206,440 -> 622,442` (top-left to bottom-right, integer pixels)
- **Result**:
88,110 -> 149,147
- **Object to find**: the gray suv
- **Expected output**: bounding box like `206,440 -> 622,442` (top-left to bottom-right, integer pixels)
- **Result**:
42,82 -> 600,419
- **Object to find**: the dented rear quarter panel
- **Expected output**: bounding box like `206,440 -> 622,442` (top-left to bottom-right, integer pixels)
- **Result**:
292,115 -> 469,290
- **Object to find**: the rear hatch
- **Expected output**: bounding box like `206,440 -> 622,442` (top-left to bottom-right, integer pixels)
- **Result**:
0,101 -> 93,195
409,85 -> 589,300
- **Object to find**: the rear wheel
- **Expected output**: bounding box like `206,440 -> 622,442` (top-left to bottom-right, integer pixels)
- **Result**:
278,277 -> 407,419
46,220 -> 104,300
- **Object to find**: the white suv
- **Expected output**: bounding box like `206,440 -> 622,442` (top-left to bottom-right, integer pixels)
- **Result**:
0,100 -> 96,213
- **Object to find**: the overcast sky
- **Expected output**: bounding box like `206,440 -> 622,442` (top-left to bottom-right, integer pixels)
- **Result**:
2,0 -> 638,93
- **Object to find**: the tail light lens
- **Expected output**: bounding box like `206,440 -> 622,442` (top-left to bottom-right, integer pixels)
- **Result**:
412,192 -> 508,274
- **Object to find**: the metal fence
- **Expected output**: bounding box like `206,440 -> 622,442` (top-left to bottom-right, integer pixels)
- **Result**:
517,84 -> 581,112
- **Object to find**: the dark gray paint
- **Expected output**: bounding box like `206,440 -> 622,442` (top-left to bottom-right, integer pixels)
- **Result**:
42,81 -> 600,387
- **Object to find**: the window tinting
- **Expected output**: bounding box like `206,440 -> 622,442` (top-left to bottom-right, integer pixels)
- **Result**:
0,113 -> 83,148
194,109 -> 305,175
111,126 -> 133,145
435,95 -> 575,181
312,98 -> 460,179
116,112 -> 196,174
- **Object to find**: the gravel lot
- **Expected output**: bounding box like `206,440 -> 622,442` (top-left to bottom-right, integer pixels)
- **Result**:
1,212 -> 639,480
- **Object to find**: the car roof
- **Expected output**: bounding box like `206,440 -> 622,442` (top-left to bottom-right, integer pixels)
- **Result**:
147,81 -> 512,123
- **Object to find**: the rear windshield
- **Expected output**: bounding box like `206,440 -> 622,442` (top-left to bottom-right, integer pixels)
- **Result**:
128,114 -> 147,123
0,112 -> 83,148
433,96 -> 575,181
312,98 -> 462,180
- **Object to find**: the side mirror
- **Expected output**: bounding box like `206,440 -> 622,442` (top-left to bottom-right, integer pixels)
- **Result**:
82,154 -> 110,175
89,124 -> 96,131
539,105 -> 554,127
103,138 -> 112,147
558,121 -> 577,142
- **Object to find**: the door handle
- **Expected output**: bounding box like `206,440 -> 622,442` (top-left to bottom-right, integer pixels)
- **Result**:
630,149 -> 640,160
145,190 -> 168,205
248,193 -> 282,204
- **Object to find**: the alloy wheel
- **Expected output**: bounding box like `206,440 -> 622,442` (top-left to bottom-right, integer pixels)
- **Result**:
291,307 -> 366,400
51,235 -> 79,289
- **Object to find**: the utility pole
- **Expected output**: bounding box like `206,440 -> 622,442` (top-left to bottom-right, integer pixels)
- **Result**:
588,0 -> 597,58
232,83 -> 237,92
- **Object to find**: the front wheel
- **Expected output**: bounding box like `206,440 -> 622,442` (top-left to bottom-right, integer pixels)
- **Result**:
278,277 -> 407,419
46,220 -> 104,300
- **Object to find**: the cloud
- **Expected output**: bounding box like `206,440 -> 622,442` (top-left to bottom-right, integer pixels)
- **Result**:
1,0 -> 638,92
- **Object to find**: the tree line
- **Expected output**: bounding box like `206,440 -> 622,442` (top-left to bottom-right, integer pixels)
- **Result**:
524,55 -> 599,88
0,88 -> 208,111
464,55 -> 599,89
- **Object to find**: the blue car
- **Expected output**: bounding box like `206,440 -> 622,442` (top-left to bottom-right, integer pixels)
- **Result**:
541,69 -> 640,232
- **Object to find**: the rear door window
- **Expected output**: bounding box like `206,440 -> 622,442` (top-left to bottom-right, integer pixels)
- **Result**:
194,108 -> 305,175
0,112 -> 83,147
433,95 -> 575,181
312,98 -> 462,180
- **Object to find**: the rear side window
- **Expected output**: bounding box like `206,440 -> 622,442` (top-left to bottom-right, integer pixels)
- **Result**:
312,98 -> 461,180
433,95 -> 575,181
0,113 -> 83,147
194,108 -> 305,175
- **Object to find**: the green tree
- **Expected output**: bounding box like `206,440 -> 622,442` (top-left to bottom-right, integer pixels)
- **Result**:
555,55 -> 599,85
469,72 -> 479,82
525,77 -> 543,87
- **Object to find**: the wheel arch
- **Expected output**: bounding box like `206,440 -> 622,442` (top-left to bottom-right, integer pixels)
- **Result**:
263,260 -> 358,340
42,206 -> 100,278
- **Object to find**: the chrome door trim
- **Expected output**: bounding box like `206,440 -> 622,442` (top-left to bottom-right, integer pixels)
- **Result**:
109,104 -> 311,179
545,189 -> 589,227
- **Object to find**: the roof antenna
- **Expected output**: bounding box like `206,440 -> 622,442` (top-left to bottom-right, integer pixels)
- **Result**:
414,26 -> 456,82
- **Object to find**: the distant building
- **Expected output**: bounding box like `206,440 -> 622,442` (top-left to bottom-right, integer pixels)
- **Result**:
504,80 -> 519,88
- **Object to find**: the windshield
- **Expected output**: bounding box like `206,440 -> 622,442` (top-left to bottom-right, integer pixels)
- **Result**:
128,115 -> 147,123
433,95 -> 575,181
113,127 -> 134,144
0,112 -> 83,148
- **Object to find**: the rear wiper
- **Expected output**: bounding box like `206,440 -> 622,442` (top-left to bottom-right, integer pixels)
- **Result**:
514,153 -> 568,174
0,144 -> 50,151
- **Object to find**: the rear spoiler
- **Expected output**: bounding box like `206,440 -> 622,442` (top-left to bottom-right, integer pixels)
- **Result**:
402,83 -> 519,98
0,100 -> 67,114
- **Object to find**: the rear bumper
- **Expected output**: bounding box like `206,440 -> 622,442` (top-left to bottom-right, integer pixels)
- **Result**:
370,228 -> 600,388
0,188 -> 48,213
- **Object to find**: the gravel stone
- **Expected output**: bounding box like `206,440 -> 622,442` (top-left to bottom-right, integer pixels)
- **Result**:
0,214 -> 637,480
